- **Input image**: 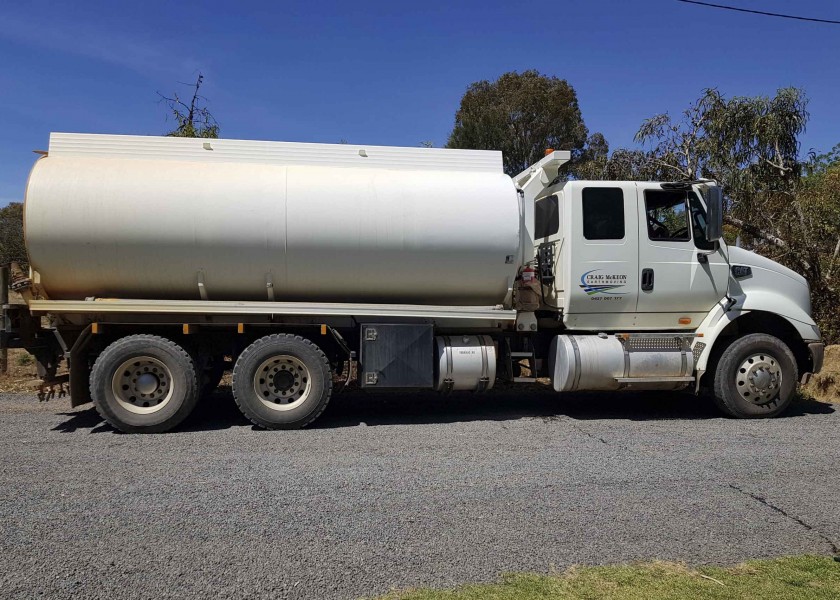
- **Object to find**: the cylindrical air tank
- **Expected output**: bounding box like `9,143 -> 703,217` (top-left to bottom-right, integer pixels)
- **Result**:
24,145 -> 522,304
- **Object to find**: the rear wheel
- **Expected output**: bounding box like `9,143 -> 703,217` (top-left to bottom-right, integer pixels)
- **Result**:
232,334 -> 332,429
712,333 -> 797,418
90,335 -> 199,433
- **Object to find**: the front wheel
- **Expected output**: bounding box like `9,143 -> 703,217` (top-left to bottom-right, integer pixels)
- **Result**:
712,333 -> 798,418
232,334 -> 332,429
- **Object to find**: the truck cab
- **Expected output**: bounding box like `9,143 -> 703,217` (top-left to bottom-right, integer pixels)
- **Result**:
536,180 -> 729,331
516,151 -> 823,416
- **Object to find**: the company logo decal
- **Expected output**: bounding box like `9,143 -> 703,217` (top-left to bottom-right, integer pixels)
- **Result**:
579,269 -> 627,296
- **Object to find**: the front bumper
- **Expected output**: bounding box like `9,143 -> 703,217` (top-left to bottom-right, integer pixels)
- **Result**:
800,341 -> 825,384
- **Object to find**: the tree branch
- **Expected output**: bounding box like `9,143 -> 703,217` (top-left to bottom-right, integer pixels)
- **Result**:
724,216 -> 789,248
724,215 -> 812,271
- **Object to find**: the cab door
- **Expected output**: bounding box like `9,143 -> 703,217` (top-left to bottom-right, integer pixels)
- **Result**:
563,182 -> 639,330
635,184 -> 729,328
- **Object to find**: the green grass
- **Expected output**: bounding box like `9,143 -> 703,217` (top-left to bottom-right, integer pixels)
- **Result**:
375,555 -> 840,600
14,351 -> 33,366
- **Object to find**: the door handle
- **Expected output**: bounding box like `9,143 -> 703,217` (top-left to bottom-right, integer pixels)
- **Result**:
641,268 -> 654,291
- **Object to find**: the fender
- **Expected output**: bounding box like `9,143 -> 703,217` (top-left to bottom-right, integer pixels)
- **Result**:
739,290 -> 820,341
692,297 -> 821,391
693,302 -> 740,374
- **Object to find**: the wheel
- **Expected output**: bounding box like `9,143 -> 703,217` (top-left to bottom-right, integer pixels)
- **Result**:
232,334 -> 332,429
90,335 -> 199,433
712,333 -> 797,418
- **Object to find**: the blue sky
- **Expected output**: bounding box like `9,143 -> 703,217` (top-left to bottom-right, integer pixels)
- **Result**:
1,0 -> 839,205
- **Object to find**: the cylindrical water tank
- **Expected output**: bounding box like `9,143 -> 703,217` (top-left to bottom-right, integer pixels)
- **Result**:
24,149 -> 521,304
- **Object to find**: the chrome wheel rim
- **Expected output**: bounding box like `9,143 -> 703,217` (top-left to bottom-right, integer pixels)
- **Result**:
736,352 -> 782,405
112,356 -> 174,414
253,355 -> 311,411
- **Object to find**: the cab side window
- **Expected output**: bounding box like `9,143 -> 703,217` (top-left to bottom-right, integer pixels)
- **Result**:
535,195 -> 559,239
644,190 -> 690,242
582,187 -> 624,240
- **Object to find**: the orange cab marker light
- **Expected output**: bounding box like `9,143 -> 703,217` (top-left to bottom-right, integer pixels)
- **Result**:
678,317 -> 692,325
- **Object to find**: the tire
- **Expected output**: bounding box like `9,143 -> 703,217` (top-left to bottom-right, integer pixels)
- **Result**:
232,334 -> 332,429
712,333 -> 797,418
90,334 -> 199,433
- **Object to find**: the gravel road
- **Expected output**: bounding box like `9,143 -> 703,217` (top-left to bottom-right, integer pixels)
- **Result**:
1,388 -> 838,599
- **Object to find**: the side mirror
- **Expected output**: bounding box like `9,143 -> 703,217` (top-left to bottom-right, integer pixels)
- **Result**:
705,185 -> 723,242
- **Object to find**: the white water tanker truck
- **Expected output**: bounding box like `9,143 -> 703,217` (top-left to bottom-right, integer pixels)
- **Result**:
0,133 -> 824,432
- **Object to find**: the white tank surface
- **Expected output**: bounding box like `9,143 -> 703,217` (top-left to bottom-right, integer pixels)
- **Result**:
549,334 -> 694,392
24,134 -> 521,304
434,335 -> 496,391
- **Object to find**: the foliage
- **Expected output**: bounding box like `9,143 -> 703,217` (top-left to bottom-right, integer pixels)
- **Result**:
805,143 -> 840,179
572,142 -> 669,181
795,155 -> 840,341
446,70 -> 589,176
158,73 -> 219,138
377,555 -> 840,600
633,87 -> 807,188
0,202 -> 26,269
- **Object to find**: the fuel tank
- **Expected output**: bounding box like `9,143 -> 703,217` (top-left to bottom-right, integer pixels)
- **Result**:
24,134 -> 522,304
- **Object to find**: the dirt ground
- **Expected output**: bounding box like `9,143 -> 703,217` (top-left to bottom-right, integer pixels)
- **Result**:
0,348 -> 45,393
2,345 -> 838,404
803,344 -> 840,404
